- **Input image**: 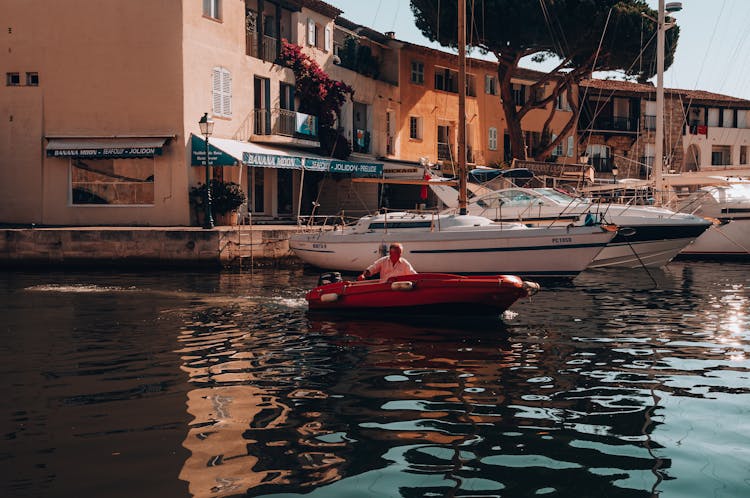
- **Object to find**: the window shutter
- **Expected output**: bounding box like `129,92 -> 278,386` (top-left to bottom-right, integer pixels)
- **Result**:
567,136 -> 574,157
485,75 -> 491,94
212,68 -> 222,115
222,69 -> 232,117
307,18 -> 315,45
324,26 -> 331,51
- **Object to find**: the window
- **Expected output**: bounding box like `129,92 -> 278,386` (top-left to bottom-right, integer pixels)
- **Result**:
434,66 -> 458,93
307,18 -> 315,45
488,127 -> 497,151
512,83 -> 525,106
202,0 -> 221,20
466,74 -> 476,97
71,158 -> 154,205
212,67 -> 232,117
324,26 -> 332,52
707,108 -> 720,127
556,92 -> 571,111
410,61 -> 424,84
409,116 -> 423,140
552,134 -> 563,157
279,83 -> 295,111
6,72 -> 20,86
741,146 -> 747,165
25,72 -> 39,86
738,110 -> 749,129
723,108 -> 734,128
711,145 -> 731,166
485,74 -> 497,95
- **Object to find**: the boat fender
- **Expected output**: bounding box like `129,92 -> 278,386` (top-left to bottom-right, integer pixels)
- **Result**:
320,293 -> 339,302
522,281 -> 541,295
391,281 -> 415,291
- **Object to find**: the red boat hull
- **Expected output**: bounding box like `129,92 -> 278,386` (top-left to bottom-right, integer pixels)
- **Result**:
306,273 -> 537,316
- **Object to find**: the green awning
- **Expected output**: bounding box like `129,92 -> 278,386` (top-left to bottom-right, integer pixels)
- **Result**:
190,135 -> 240,166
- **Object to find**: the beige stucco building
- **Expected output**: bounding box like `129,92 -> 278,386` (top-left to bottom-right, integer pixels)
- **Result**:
1,0 -> 398,226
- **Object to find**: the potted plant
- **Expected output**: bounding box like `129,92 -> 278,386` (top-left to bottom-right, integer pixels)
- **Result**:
190,180 -> 246,225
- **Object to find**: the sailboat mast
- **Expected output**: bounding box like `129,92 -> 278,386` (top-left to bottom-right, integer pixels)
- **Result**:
458,0 -> 467,215
654,0 -> 666,205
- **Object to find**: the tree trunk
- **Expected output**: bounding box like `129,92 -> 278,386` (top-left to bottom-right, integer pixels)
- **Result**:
497,57 -> 525,162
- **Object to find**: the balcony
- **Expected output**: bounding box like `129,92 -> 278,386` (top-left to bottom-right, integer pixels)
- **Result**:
252,108 -> 319,147
353,129 -> 371,154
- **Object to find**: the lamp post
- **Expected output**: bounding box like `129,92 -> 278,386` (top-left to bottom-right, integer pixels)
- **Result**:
612,167 -> 619,184
199,113 -> 215,229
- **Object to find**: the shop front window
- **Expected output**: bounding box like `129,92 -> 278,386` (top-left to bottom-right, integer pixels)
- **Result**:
71,158 -> 154,205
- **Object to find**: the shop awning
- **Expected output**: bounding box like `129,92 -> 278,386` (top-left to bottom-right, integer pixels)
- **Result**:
196,136 -> 382,175
46,137 -> 169,158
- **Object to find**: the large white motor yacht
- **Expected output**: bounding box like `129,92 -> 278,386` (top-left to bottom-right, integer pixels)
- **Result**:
290,211 -> 617,279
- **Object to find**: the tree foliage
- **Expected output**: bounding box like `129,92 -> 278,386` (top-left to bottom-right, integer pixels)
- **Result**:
409,0 -> 680,160
280,40 -> 354,159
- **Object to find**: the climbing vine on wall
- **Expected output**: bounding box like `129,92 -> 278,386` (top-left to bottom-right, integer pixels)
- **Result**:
280,40 -> 354,159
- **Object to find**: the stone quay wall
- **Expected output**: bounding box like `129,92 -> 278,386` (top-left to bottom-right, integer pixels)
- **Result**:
0,226 -> 301,269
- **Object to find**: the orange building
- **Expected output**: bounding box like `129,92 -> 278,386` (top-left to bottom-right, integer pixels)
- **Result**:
394,42 -> 578,173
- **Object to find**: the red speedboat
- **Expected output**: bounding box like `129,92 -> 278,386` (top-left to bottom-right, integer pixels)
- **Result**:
306,273 -> 539,315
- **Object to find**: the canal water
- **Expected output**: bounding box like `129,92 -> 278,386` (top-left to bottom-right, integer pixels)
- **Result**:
1,263 -> 748,498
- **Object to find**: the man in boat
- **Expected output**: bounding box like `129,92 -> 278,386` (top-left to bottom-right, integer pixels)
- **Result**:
358,242 -> 417,283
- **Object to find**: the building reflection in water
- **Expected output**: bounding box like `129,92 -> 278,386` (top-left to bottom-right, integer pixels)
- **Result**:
172,263 -> 748,497
175,306 -> 349,497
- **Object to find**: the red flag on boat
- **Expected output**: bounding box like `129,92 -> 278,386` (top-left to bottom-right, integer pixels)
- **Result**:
420,172 -> 430,201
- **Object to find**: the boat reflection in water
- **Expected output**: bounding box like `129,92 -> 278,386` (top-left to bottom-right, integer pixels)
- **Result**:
171,263 -> 749,498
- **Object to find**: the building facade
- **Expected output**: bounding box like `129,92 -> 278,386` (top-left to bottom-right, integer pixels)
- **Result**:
579,79 -> 750,179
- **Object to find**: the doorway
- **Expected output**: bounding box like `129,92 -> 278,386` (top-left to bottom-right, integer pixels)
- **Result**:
277,168 -> 294,217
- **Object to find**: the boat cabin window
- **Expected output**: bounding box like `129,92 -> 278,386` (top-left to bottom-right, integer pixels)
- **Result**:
367,221 -> 434,230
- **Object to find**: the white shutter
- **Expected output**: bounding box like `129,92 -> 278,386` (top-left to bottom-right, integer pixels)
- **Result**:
221,69 -> 232,117
324,26 -> 332,51
212,68 -> 222,115
488,127 -> 497,150
567,136 -> 574,157
307,18 -> 315,45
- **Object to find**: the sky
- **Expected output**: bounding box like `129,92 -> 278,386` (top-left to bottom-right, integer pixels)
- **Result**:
325,0 -> 750,101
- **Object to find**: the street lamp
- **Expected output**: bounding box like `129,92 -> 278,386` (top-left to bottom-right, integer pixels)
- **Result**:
199,113 -> 215,229
612,167 -> 619,184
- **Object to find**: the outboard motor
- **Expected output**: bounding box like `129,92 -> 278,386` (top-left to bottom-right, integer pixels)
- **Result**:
318,271 -> 342,286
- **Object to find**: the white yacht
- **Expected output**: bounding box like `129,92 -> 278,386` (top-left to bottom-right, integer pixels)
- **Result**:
290,211 -> 617,279
432,186 -> 711,268
674,181 -> 750,257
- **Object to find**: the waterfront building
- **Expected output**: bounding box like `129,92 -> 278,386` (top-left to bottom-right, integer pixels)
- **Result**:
579,79 -> 750,180
1,0 -> 389,226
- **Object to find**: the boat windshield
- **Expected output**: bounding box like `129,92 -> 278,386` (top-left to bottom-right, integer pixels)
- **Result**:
475,188 -> 584,208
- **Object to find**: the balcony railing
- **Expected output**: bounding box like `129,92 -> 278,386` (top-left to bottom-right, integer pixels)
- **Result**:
253,108 -> 318,140
353,129 -> 371,154
644,115 -> 656,131
437,143 -> 453,161
245,33 -> 278,62
262,35 -> 278,62
587,116 -> 637,132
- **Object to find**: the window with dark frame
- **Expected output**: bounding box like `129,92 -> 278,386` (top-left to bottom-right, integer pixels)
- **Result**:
409,116 -> 422,140
26,72 -> 39,86
203,0 -> 221,20
6,72 -> 20,86
410,61 -> 424,84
